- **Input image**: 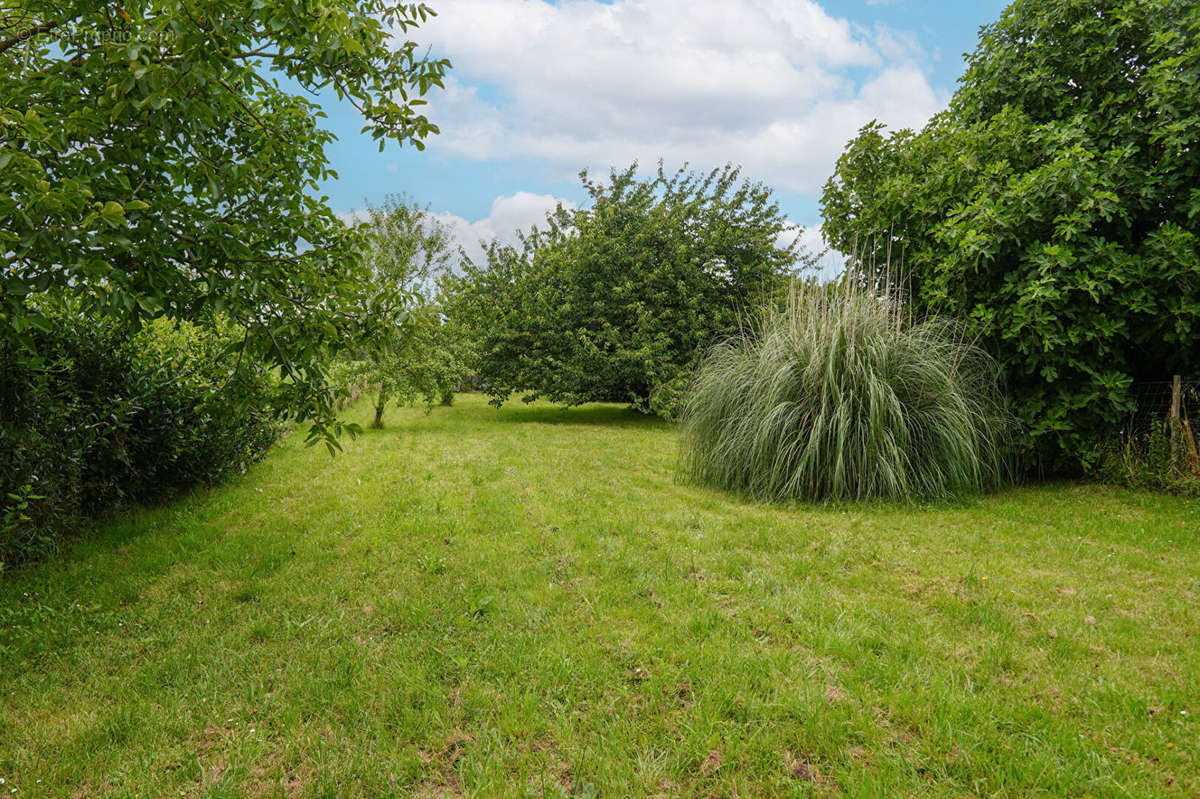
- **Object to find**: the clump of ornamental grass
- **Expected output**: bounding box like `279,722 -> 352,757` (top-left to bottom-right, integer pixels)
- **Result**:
678,276 -> 1010,502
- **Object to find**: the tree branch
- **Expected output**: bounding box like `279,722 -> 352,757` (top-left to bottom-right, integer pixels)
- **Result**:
0,19 -> 60,55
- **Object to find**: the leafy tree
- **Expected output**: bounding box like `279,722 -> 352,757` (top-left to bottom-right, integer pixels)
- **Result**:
0,0 -> 449,447
447,162 -> 805,417
821,0 -> 1200,472
333,196 -> 467,427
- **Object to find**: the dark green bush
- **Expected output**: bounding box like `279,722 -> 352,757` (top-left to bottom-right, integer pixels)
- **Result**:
1,305 -> 282,570
647,372 -> 692,423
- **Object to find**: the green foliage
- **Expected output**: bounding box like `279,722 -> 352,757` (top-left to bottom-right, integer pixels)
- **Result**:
446,163 -> 805,417
330,196 -> 470,426
0,301 -> 282,569
1098,424 -> 1200,496
678,279 -> 1009,502
646,371 -> 692,422
1,0 -> 449,446
820,0 -> 1200,472
358,194 -> 458,295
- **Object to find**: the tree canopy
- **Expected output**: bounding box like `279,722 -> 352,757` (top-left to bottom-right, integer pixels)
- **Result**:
446,163 -> 804,418
333,196 -> 468,428
821,0 -> 1200,471
0,0 -> 449,446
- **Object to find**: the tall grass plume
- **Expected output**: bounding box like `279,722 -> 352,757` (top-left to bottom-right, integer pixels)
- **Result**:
678,276 -> 1009,502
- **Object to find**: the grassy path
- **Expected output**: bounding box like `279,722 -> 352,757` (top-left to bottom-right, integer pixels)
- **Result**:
1,394 -> 1198,797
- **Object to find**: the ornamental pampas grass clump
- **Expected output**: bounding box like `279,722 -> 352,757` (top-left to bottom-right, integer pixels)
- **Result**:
678,276 -> 1009,502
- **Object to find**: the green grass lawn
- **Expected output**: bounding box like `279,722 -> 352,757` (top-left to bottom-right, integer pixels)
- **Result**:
2,394 -> 1198,798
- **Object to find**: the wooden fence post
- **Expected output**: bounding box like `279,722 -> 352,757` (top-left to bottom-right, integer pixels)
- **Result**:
1169,375 -> 1182,467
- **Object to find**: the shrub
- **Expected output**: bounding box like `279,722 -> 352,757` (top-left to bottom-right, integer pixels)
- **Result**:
648,371 -> 692,422
678,279 -> 1010,502
121,317 -> 283,498
0,305 -> 282,570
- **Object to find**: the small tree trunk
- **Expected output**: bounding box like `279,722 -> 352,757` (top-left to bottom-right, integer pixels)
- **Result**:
371,387 -> 386,429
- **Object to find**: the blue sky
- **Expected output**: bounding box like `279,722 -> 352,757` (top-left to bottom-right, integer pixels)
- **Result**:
317,0 -> 1009,259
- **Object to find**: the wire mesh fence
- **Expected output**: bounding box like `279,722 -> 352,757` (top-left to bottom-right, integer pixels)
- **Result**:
1123,377 -> 1199,472
1127,379 -> 1197,436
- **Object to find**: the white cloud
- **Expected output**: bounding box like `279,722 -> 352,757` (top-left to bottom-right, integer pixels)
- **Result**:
432,191 -> 575,266
777,222 -> 826,259
776,221 -> 850,279
336,209 -> 368,227
410,0 -> 945,195
340,193 -> 573,268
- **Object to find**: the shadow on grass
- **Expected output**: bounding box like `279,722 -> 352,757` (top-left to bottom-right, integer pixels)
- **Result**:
493,403 -> 671,429
672,469 -> 1036,515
